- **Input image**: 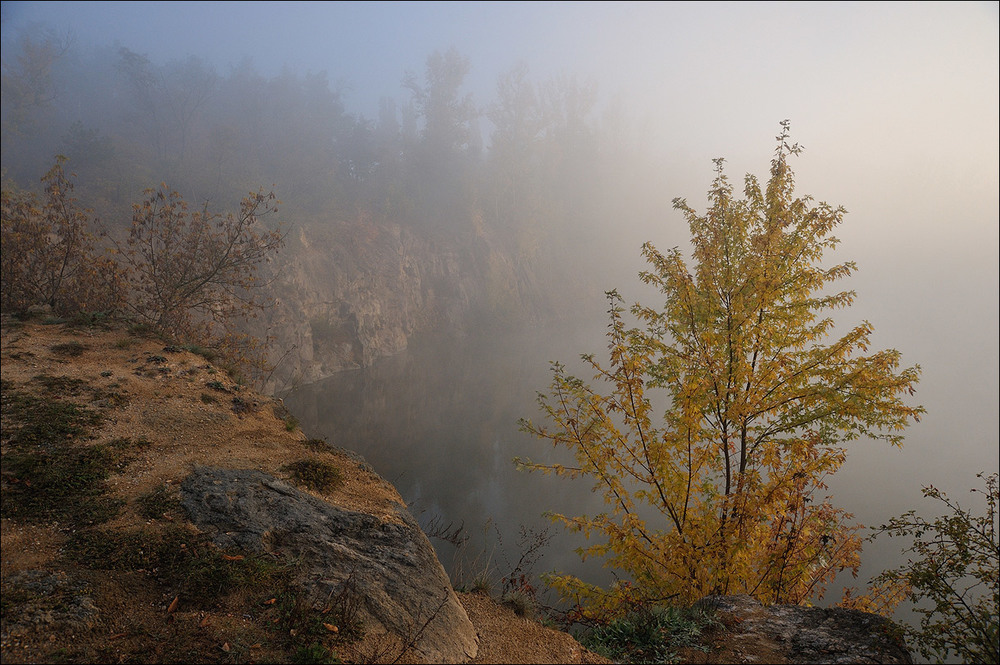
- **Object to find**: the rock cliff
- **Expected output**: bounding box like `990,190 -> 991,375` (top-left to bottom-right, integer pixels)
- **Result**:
259,220 -> 536,393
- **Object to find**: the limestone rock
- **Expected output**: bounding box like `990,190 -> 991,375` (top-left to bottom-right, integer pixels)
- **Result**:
692,594 -> 913,664
180,466 -> 478,663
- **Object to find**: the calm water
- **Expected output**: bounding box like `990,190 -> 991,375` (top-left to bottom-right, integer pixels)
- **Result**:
283,323 -> 615,595
282,319 -> 999,623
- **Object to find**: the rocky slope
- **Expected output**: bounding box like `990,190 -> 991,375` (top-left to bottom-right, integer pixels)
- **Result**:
0,316 -> 914,664
0,317 -> 604,664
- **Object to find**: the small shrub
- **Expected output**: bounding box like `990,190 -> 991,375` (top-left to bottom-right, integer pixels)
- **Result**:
0,387 -> 138,526
2,444 -> 125,525
65,527 -> 294,607
91,386 -> 130,408
181,549 -> 294,606
283,459 -> 342,492
580,605 -> 716,664
0,571 -> 96,629
284,415 -> 300,432
200,392 -> 219,404
292,643 -> 339,664
127,322 -> 159,338
183,343 -> 218,362
68,311 -> 109,328
278,574 -> 364,645
50,341 -> 87,357
231,396 -> 259,415
501,589 -> 536,618
65,527 -> 173,571
1,391 -> 103,447
867,473 -> 999,664
136,486 -> 182,520
469,575 -> 493,596
303,438 -> 330,452
32,374 -> 88,395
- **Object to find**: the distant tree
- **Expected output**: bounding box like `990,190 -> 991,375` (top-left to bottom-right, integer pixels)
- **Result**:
402,49 -> 481,229
404,48 -> 479,160
487,63 -> 543,236
60,121 -> 114,166
518,122 -> 924,616
116,49 -> 216,181
1,28 -> 73,180
0,29 -> 70,136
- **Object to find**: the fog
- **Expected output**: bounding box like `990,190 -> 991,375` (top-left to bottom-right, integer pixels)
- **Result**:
3,0 -> 997,613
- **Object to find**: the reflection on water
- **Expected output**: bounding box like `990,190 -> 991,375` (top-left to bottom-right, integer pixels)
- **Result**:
282,323 -> 616,591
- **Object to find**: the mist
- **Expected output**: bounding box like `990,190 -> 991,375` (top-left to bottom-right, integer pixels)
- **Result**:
3,0 -> 997,619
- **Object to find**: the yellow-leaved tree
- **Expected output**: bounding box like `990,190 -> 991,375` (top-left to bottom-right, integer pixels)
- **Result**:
517,121 -> 924,617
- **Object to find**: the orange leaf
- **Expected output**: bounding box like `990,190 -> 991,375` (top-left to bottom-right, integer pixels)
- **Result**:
222,554 -> 244,561
323,623 -> 339,633
167,596 -> 179,613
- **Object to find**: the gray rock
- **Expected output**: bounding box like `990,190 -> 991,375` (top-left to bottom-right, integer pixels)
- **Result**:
696,594 -> 913,664
179,466 -> 478,663
1,570 -> 99,641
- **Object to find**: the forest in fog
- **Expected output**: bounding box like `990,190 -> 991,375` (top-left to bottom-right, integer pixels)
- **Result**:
1,27 -> 672,331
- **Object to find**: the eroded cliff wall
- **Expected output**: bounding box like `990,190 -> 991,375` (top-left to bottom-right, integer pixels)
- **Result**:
257,218 -> 542,393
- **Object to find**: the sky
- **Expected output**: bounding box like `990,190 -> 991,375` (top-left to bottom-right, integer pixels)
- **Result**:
3,0 -> 998,535
3,2 -> 995,231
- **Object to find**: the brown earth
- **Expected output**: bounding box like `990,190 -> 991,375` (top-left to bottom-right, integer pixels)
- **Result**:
0,316 -> 612,664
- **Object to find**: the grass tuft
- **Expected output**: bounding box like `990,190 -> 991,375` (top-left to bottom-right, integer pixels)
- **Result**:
282,459 -> 343,493
50,341 -> 87,357
136,486 -> 182,520
303,438 -> 330,452
580,604 -> 717,664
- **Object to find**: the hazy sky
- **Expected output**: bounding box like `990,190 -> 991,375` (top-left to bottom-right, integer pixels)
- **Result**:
3,2 -> 996,225
3,1 -> 998,493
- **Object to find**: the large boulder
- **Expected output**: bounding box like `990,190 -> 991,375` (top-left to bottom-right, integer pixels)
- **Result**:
687,594 -> 913,664
180,466 -> 478,663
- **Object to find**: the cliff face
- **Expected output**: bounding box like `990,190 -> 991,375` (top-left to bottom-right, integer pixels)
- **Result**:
259,219 -> 534,392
